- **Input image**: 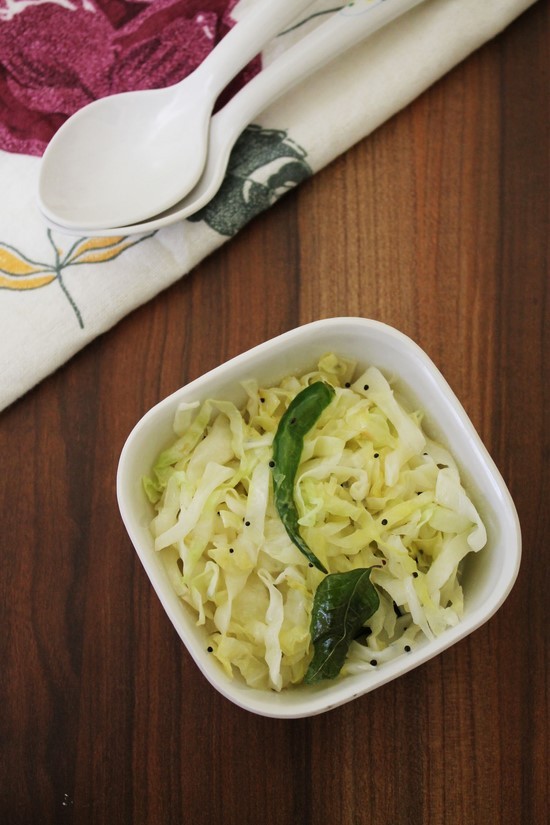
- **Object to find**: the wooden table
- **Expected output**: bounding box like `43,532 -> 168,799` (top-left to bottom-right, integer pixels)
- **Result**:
2,4 -> 548,823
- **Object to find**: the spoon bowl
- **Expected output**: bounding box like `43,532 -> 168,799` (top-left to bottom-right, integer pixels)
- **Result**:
38,80 -> 211,230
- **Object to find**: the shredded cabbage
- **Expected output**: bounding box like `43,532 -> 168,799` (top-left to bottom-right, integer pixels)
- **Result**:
144,354 -> 487,691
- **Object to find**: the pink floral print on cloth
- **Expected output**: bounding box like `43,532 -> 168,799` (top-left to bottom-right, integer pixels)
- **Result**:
0,0 -> 260,157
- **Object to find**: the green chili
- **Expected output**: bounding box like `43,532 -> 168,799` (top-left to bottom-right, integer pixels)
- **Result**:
271,381 -> 335,573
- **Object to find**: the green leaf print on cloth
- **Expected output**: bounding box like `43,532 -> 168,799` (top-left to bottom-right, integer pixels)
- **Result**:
188,125 -> 312,236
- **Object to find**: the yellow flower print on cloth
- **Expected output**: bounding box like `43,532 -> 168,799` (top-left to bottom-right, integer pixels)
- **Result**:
0,229 -> 155,328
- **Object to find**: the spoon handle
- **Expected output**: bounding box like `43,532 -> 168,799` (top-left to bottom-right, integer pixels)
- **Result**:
199,0 -> 427,202
190,0 -> 318,97
215,0 -> 428,144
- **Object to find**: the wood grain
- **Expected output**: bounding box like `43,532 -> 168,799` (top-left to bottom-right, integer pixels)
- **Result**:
1,3 -> 548,824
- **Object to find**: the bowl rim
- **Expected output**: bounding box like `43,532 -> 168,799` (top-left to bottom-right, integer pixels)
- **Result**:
116,317 -> 522,718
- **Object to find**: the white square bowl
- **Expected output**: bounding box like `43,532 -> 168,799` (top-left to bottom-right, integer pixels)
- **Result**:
116,317 -> 521,718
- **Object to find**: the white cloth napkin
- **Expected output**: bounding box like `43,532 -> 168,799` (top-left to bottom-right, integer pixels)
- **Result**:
0,0 -> 535,412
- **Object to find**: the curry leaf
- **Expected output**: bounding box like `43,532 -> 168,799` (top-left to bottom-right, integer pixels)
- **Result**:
305,567 -> 380,684
271,381 -> 335,573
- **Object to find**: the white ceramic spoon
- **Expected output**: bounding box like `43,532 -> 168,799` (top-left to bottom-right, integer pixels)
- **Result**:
42,0 -> 426,238
37,0 -> 317,231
